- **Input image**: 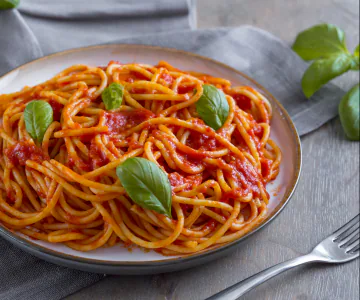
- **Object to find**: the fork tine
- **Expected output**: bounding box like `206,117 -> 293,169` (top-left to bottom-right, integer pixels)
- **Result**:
348,244 -> 359,254
340,233 -> 360,248
346,238 -> 360,253
333,214 -> 359,240
338,228 -> 359,247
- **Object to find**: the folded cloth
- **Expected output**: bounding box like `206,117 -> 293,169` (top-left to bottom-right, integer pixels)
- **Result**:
0,0 -> 196,72
0,3 -> 346,300
0,1 -> 195,300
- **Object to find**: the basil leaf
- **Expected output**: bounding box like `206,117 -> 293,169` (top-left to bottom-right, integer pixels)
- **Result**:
24,100 -> 53,143
101,83 -> 124,110
292,24 -> 348,61
301,54 -> 353,98
116,157 -> 172,218
0,0 -> 19,9
339,84 -> 359,141
351,45 -> 360,70
196,84 -> 229,130
355,45 -> 360,58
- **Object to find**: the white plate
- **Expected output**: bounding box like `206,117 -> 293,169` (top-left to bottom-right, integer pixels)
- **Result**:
0,45 -> 301,274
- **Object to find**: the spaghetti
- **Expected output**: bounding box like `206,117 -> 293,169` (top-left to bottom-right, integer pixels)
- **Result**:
0,61 -> 281,255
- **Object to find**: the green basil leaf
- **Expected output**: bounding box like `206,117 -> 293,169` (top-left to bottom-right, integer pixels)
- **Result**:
0,0 -> 19,9
196,84 -> 229,130
351,45 -> 360,70
116,157 -> 172,218
354,45 -> 360,58
292,24 -> 348,61
101,82 -> 124,110
24,100 -> 53,143
301,54 -> 353,98
339,84 -> 359,141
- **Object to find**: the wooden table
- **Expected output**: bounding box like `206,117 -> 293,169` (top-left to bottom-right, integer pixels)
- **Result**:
68,0 -> 360,299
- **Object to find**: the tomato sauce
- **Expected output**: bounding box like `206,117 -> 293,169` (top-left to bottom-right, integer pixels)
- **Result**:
260,158 -> 272,178
161,72 -> 173,85
233,94 -> 252,111
104,109 -> 154,134
228,159 -> 263,198
202,219 -> 217,231
177,85 -> 195,94
186,130 -> 219,151
48,100 -> 63,121
168,172 -> 202,190
4,141 -> 48,166
89,139 -> 110,170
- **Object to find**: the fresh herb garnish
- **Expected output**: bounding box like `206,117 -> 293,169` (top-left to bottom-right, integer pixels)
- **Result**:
293,23 -> 359,140
116,157 -> 172,218
24,100 -> 53,143
101,82 -> 124,110
196,84 -> 229,130
0,0 -> 19,9
339,84 -> 359,141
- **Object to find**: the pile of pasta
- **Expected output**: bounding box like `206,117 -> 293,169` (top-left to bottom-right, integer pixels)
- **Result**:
0,61 -> 281,255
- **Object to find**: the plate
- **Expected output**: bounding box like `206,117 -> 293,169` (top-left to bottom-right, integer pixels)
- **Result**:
0,44 -> 301,274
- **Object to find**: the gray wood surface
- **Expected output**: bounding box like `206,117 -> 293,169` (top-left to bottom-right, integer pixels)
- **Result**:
67,0 -> 360,299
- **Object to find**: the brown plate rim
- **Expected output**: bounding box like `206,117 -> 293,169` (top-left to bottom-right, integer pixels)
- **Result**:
0,44 -> 302,268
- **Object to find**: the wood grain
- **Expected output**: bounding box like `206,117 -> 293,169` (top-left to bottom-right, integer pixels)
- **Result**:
67,0 -> 359,299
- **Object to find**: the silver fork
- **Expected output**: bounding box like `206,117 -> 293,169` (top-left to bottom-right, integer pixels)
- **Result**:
207,214 -> 359,300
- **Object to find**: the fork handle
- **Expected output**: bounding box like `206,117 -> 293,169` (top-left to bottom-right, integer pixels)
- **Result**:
206,253 -> 317,300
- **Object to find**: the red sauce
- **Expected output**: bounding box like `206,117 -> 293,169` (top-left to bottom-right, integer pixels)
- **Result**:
131,71 -> 149,81
168,172 -> 202,190
4,141 -> 48,166
260,158 -> 272,178
126,137 -> 143,150
177,85 -> 195,94
89,139 -> 110,170
186,130 -> 219,151
233,94 -> 252,111
253,124 -> 264,138
228,159 -> 263,198
220,188 -> 250,204
161,72 -> 173,85
203,220 -> 217,231
130,88 -> 148,94
104,109 -> 154,134
49,100 -> 63,121
180,203 -> 192,212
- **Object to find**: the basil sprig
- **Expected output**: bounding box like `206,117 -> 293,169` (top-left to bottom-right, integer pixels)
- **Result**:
354,45 -> 359,59
101,82 -> 124,110
196,84 -> 229,130
293,23 -> 359,141
293,24 -> 359,98
116,157 -> 172,218
339,84 -> 359,141
0,0 -> 19,9
24,100 -> 53,143
301,54 -> 356,99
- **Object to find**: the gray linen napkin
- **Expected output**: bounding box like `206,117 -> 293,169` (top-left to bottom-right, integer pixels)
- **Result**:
0,3 -> 346,300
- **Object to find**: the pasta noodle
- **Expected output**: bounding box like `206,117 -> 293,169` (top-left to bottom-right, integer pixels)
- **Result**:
0,61 -> 281,255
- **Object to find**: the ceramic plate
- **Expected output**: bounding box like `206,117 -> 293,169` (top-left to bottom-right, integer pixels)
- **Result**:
0,45 -> 301,274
